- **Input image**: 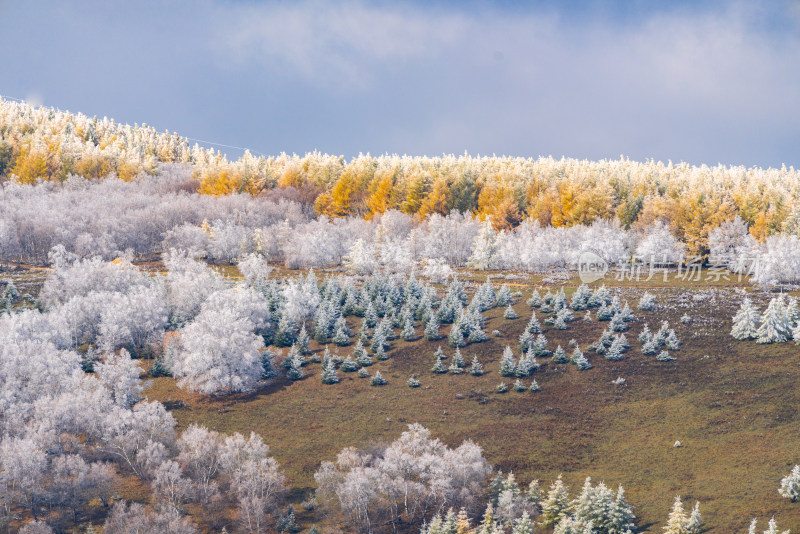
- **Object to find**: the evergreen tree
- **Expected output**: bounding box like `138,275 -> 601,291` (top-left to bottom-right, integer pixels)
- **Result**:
526,480 -> 543,506
321,359 -> 339,384
407,376 -> 421,388
340,356 -> 359,372
496,382 -> 508,393
374,344 -> 388,361
552,345 -> 568,364
609,313 -> 627,332
512,511 -> 536,534
519,330 -> 535,353
260,349 -> 276,379
449,358 -> 464,374
365,301 -> 378,328
401,315 -> 416,340
731,297 -> 761,341
370,371 -> 387,385
432,347 -> 448,374
663,496 -> 688,534
497,285 -> 512,307
504,305 -> 518,320
757,297 -> 791,344
527,312 -> 542,334
573,350 -> 592,370
527,289 -> 543,308
788,297 -> 800,327
638,291 -> 656,311
286,356 -> 304,381
470,355 -> 484,376
608,485 -> 636,534
452,347 -> 466,368
779,464 -> 800,502
685,502 -> 703,534
358,368 -> 369,378
277,505 -> 300,533
499,346 -> 517,376
425,316 -> 441,341
332,316 -> 351,345
533,334 -> 550,357
529,379 -> 541,392
296,324 -> 311,354
449,322 -> 466,347
513,379 -> 526,392
639,324 -> 653,345
541,475 -> 571,528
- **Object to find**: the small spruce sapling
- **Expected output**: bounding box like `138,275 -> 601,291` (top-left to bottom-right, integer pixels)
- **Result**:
470,355 -> 484,376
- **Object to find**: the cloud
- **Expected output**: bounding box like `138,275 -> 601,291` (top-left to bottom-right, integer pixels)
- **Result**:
1,0 -> 799,166
214,1 -> 469,89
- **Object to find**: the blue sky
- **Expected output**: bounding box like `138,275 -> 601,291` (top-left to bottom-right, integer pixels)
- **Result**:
1,0 -> 799,167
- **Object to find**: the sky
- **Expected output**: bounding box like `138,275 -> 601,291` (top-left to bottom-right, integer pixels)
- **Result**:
1,0 -> 799,168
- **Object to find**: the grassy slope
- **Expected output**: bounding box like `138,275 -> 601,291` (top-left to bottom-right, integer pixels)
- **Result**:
142,272 -> 800,533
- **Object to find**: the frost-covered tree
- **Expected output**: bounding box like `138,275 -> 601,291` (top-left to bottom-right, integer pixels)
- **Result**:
779,464 -> 800,502
425,316 -> 441,341
541,475 -> 571,528
500,346 -> 517,377
686,501 -> 703,534
504,305 -> 518,320
321,359 -> 339,385
470,356 -> 484,376
95,349 -> 148,408
552,345 -> 568,364
663,496 -> 688,534
731,298 -> 761,340
756,297 -> 791,344
171,307 -> 265,395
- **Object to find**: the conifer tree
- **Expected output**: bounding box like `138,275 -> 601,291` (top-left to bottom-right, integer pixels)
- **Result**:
512,511 -> 536,534
452,348 -> 466,368
494,284 -> 510,306
529,379 -> 541,392
527,312 -> 542,334
365,301 -> 378,328
432,348 -> 448,374
340,356 -> 358,372
685,501 -> 703,534
370,371 -> 387,386
573,350 -> 592,370
504,305 -> 518,320
500,346 -> 517,376
401,316 -> 416,340
519,330 -> 535,353
407,376 -> 421,388
286,356 -> 304,381
757,297 -> 791,344
731,297 -> 761,341
541,475 -> 571,528
779,464 -> 800,502
425,316 -> 441,341
332,316 -> 351,345
527,289 -> 542,308
610,313 -> 628,332
526,480 -> 543,506
513,379 -> 526,392
663,496 -> 688,534
321,359 -> 339,384
638,291 -> 656,311
470,355 -> 484,376
639,324 -> 653,345
449,323 -> 466,347
296,324 -> 310,354
552,345 -> 568,364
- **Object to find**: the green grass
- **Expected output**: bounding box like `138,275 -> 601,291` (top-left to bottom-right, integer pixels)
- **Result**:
142,273 -> 800,533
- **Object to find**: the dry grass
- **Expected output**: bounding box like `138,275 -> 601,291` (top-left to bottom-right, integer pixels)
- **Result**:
142,273 -> 800,533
